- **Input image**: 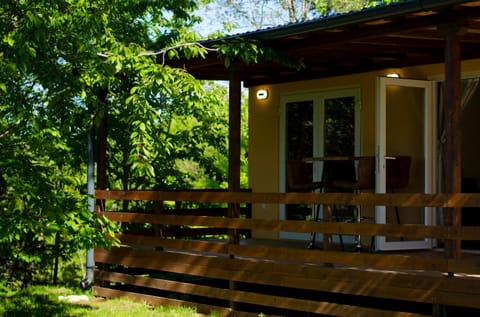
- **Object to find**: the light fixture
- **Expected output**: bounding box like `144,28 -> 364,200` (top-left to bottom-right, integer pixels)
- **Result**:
256,89 -> 269,100
386,72 -> 400,78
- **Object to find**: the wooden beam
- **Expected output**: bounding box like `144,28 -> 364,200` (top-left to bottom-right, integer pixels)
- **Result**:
228,69 -> 242,193
440,23 -> 464,260
95,190 -> 480,208
227,68 -> 242,311
228,69 -> 242,245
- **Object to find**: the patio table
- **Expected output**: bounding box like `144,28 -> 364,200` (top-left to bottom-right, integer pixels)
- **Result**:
303,156 -> 374,251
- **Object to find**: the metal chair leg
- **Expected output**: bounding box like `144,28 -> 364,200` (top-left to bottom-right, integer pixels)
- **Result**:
333,205 -> 345,251
308,204 -> 320,249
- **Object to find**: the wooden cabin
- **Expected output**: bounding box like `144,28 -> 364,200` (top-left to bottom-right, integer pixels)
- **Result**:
94,1 -> 480,316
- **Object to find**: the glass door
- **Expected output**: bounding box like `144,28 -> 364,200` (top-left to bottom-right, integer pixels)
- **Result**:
375,77 -> 436,251
279,88 -> 360,241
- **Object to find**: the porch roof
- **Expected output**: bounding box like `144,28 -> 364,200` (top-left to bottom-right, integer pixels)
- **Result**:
168,0 -> 480,87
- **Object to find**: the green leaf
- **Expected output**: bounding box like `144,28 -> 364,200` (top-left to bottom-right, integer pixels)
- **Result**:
45,223 -> 60,235
4,35 -> 15,47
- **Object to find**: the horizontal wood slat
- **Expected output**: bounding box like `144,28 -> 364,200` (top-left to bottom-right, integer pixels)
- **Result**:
118,234 -> 449,272
96,190 -> 480,207
94,247 -> 480,308
448,258 -> 480,274
119,234 -> 229,253
94,271 -> 428,317
118,207 -> 250,217
163,207 -> 249,217
105,212 -> 480,240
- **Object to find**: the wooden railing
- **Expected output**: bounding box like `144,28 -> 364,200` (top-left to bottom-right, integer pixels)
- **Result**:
93,190 -> 480,317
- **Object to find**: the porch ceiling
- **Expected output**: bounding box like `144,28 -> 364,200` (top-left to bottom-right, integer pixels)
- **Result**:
167,0 -> 480,87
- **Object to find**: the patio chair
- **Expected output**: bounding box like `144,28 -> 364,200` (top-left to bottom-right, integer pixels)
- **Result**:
328,156 -> 376,251
286,160 -> 323,192
330,156 -> 375,192
321,159 -> 357,250
286,160 -> 323,249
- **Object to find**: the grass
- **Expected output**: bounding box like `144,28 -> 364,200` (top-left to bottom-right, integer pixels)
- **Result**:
0,285 -> 221,317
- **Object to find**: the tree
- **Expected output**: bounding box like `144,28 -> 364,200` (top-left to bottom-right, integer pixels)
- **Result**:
0,0 -> 237,287
197,0 -> 404,35
197,0 -> 313,33
316,0 -> 403,15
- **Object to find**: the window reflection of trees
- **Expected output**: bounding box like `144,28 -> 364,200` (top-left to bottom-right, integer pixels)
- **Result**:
287,101 -> 313,161
325,97 -> 355,156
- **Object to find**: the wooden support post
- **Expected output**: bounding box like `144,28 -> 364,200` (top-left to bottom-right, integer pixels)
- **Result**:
227,68 -> 242,312
440,24 -> 463,260
228,69 -> 242,245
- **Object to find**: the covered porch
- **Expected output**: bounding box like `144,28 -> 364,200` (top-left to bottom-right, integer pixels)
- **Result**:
93,1 -> 480,316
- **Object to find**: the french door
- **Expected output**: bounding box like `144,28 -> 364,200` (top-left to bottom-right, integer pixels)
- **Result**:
279,88 -> 361,240
375,77 -> 437,251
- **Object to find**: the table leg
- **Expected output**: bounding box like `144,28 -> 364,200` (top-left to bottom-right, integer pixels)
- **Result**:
324,204 -> 333,250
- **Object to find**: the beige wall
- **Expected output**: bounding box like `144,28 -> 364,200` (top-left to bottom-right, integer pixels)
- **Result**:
247,60 -> 480,239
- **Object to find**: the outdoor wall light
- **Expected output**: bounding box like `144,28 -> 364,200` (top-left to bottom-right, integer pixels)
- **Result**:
386,72 -> 400,78
256,89 -> 269,100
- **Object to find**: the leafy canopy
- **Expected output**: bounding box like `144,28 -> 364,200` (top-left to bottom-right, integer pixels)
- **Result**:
0,0 -> 242,287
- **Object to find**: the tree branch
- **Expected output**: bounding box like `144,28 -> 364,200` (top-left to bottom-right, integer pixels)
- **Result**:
96,42 -> 218,64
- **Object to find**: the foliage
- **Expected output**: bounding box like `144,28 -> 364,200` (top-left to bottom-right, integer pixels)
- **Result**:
108,77 -> 233,192
0,63 -> 119,287
315,0 -> 403,15
214,37 -> 304,72
0,0 -> 246,288
215,38 -> 264,68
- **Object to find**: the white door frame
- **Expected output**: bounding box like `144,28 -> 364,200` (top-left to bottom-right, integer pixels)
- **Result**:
375,77 -> 437,251
279,92 -> 320,241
